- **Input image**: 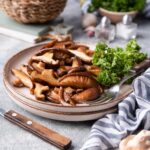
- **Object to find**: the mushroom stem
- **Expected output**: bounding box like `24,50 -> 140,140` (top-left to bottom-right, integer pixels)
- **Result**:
34,83 -> 49,101
12,69 -> 33,89
31,69 -> 59,86
59,87 -> 72,106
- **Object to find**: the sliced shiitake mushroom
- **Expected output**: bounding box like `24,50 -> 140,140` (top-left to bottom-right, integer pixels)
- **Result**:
54,41 -> 73,49
77,47 -> 94,57
12,79 -> 24,87
31,69 -> 59,86
20,65 -> 32,77
52,48 -> 73,62
34,83 -> 49,101
68,66 -> 86,74
12,40 -> 104,105
69,49 -> 92,63
72,57 -> 82,68
56,67 -> 67,77
84,65 -> 101,76
31,48 -> 73,65
47,87 -> 72,106
63,87 -> 75,102
69,44 -> 89,50
47,88 -> 60,104
59,87 -> 72,106
31,62 -> 45,73
71,87 -> 101,103
32,52 -> 59,65
12,69 -> 33,89
42,39 -> 57,49
77,46 -> 88,52
59,72 -> 99,89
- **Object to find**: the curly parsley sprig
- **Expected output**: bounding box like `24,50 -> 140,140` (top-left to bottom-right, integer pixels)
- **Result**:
92,40 -> 147,87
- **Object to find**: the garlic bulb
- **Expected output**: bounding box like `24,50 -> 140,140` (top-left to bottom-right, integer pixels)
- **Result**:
82,13 -> 97,28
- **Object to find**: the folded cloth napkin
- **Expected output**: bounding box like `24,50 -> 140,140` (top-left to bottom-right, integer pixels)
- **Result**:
81,68 -> 150,150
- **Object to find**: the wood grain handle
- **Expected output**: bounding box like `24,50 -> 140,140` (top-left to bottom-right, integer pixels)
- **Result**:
4,110 -> 71,150
132,58 -> 150,73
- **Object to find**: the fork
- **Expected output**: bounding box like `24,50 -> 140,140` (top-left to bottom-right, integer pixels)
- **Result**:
85,58 -> 150,105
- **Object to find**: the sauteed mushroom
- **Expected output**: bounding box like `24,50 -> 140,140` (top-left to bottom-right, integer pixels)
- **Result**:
59,72 -> 99,88
34,83 -> 49,100
68,66 -> 86,74
72,57 -> 82,67
31,62 -> 45,73
69,50 -> 92,63
84,65 -> 101,76
12,79 -> 24,87
59,87 -> 72,106
47,87 -> 60,103
20,65 -> 32,76
31,69 -> 59,86
32,52 -> 59,65
12,39 -> 104,105
47,87 -> 73,106
12,69 -> 33,89
71,87 -> 101,103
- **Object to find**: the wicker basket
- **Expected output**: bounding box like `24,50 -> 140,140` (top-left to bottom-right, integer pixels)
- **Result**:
0,0 -> 67,23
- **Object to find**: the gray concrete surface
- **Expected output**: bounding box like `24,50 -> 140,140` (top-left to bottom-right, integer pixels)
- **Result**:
0,0 -> 150,150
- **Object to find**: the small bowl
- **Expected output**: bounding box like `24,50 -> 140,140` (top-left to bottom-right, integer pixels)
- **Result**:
99,8 -> 138,23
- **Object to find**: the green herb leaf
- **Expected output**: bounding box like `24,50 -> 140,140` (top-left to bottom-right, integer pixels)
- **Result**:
93,39 -> 147,87
88,0 -> 146,12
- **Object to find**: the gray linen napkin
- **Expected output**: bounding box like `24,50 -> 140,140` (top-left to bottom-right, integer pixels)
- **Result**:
81,68 -> 150,150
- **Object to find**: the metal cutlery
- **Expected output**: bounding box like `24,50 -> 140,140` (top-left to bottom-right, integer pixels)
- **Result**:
86,58 -> 150,105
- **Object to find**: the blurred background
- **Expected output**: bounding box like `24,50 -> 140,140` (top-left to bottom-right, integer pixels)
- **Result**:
0,0 -> 150,47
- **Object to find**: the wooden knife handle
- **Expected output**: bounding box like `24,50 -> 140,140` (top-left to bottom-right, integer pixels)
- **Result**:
4,110 -> 71,150
132,58 -> 150,73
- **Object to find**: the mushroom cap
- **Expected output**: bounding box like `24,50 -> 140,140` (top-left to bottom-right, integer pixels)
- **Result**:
71,87 -> 102,103
33,48 -> 73,60
59,72 -> 99,89
31,69 -> 59,86
69,49 -> 92,63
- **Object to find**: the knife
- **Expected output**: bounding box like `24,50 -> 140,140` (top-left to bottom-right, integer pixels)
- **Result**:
0,109 -> 71,150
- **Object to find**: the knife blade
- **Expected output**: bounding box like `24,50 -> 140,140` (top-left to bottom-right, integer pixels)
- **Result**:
0,109 -> 71,150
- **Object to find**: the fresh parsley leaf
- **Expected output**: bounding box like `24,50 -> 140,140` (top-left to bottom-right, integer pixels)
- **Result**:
93,39 -> 147,87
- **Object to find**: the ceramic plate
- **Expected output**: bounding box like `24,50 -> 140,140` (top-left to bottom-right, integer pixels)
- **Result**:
3,43 -> 132,120
4,82 -> 117,121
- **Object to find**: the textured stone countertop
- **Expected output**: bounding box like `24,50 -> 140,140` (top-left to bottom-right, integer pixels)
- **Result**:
0,0 -> 150,150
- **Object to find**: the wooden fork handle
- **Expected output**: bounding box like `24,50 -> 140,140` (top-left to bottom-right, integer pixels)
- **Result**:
132,58 -> 150,73
4,110 -> 71,150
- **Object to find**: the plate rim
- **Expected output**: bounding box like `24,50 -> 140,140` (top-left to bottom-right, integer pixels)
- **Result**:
4,83 -> 117,121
